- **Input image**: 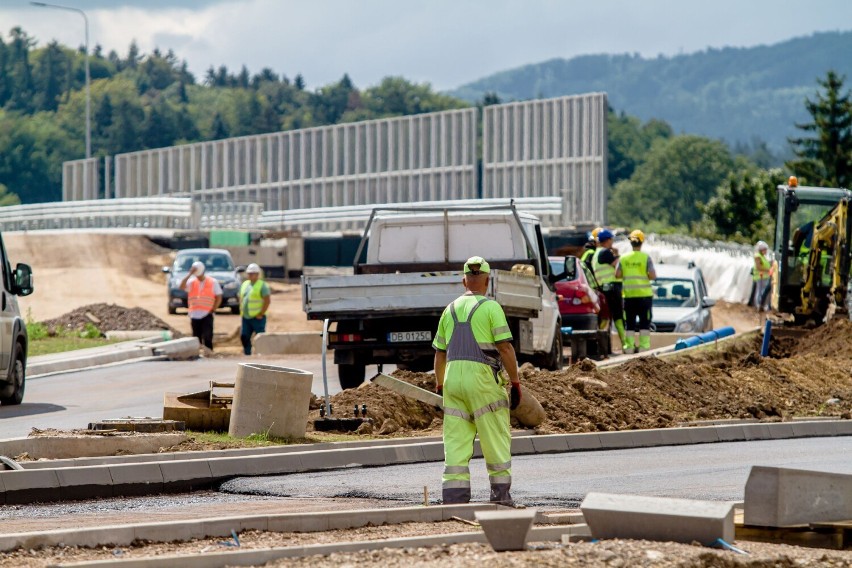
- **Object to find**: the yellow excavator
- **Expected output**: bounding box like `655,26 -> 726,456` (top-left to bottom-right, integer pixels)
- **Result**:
773,176 -> 852,323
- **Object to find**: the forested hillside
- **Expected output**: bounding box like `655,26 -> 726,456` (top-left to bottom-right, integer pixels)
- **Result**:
451,31 -> 852,153
0,27 -> 464,204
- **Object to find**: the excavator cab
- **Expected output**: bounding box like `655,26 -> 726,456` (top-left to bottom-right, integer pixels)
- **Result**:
774,177 -> 852,322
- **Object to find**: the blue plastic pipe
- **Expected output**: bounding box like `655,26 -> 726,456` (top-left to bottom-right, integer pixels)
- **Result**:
760,319 -> 772,356
561,326 -> 573,335
674,326 -> 736,351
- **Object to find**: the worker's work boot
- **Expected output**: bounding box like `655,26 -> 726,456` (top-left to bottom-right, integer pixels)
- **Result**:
639,331 -> 651,352
623,337 -> 634,355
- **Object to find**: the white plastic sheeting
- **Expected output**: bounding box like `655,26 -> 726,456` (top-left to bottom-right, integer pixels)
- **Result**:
614,234 -> 757,304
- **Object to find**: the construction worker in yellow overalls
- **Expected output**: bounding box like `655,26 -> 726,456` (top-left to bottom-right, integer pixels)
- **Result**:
617,230 -> 656,354
433,256 -> 521,505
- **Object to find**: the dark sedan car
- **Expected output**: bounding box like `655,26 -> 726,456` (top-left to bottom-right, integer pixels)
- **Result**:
163,248 -> 242,314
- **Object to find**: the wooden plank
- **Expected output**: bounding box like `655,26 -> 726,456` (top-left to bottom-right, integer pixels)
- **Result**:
736,522 -> 850,550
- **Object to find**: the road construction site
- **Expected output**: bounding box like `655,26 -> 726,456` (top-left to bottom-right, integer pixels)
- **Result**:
1,232 -> 852,566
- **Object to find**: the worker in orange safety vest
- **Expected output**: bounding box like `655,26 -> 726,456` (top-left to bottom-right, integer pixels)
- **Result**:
180,260 -> 222,350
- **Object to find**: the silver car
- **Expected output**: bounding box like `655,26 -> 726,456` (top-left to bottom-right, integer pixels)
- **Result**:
651,263 -> 715,333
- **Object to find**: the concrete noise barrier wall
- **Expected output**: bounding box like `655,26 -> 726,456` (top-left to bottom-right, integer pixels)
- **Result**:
744,465 -> 852,527
229,364 -> 313,439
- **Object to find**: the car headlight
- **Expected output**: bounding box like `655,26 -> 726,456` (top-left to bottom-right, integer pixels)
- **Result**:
675,315 -> 700,333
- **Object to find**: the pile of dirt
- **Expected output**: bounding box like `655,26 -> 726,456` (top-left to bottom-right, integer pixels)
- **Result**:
321,327 -> 852,436
42,303 -> 180,335
313,371 -> 443,436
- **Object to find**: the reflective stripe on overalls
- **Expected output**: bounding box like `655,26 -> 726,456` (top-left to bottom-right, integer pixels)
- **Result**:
442,298 -> 513,505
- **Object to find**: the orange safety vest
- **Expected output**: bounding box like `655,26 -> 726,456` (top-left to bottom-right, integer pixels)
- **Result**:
188,277 -> 216,313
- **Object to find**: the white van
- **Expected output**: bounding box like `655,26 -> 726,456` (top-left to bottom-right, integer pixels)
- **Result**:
0,233 -> 33,405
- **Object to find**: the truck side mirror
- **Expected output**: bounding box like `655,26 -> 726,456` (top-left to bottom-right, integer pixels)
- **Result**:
13,263 -> 33,297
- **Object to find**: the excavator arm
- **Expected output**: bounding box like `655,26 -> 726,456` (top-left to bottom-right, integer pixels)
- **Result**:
800,198 -> 850,320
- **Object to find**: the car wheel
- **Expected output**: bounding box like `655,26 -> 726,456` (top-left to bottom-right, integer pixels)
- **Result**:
540,326 -> 563,370
231,306 -> 240,315
168,304 -> 177,315
338,364 -> 366,390
0,342 -> 25,406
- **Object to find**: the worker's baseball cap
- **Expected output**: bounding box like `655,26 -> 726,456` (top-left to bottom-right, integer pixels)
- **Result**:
597,229 -> 614,242
246,263 -> 261,274
464,256 -> 490,274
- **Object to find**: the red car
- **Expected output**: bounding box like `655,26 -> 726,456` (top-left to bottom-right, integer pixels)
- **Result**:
549,255 -> 611,358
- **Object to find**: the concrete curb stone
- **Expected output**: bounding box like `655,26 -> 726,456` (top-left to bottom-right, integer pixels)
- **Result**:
1,421 -> 849,505
56,466 -> 113,501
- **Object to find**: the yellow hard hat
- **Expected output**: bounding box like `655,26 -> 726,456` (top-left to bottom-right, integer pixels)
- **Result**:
629,229 -> 645,244
591,227 -> 603,239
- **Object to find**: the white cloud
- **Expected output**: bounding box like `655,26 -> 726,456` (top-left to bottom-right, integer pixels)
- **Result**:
3,0 -> 850,90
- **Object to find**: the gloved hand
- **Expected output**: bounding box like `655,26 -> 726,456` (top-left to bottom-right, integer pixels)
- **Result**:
510,383 -> 522,410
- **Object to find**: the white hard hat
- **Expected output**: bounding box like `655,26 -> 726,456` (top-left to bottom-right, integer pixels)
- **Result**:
755,241 -> 768,251
191,261 -> 205,275
246,263 -> 261,274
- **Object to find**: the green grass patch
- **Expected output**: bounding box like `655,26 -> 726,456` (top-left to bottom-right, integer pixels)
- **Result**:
187,429 -> 372,448
28,336 -> 122,357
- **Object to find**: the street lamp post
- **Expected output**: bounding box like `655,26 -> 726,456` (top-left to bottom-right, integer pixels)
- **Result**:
31,1 -> 91,198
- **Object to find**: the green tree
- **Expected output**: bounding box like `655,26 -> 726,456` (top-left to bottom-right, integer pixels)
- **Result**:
607,109 -> 673,187
33,41 -> 68,112
787,71 -> 852,188
696,168 -> 786,243
609,135 -> 736,230
0,182 -> 20,206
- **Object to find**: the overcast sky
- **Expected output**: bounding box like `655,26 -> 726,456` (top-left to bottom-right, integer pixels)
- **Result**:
3,0 -> 851,90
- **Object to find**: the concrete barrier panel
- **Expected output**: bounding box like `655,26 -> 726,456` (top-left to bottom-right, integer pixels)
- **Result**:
530,435 -> 569,453
581,492 -> 735,545
254,332 -> 322,355
109,463 -> 165,497
152,337 -> 201,360
159,460 -> 214,492
229,364 -> 313,440
1,469 -> 60,504
744,466 -> 852,527
57,466 -> 113,500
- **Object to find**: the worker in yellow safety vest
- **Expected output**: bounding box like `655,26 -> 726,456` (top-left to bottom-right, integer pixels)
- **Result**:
616,230 -> 656,353
581,227 -> 602,274
180,260 -> 222,350
752,241 -> 771,312
239,263 -> 272,355
433,256 -> 521,506
592,229 -> 629,353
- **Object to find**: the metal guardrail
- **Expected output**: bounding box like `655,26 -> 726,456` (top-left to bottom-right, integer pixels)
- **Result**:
257,197 -> 563,231
0,198 -> 194,231
0,198 -> 264,232
0,197 -> 559,233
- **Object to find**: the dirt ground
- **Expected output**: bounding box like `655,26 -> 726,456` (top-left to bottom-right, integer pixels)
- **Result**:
316,320 -> 852,437
2,520 -> 850,567
5,233 -> 321,338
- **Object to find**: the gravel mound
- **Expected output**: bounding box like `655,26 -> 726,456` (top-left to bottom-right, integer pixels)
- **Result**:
42,303 -> 179,335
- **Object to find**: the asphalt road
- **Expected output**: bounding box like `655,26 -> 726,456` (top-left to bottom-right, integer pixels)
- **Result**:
0,355 -> 389,438
221,437 -> 852,507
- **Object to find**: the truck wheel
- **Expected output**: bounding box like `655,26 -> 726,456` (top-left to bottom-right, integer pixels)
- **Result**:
168,304 -> 178,315
338,363 -> 366,390
0,342 -> 25,406
542,327 -> 563,370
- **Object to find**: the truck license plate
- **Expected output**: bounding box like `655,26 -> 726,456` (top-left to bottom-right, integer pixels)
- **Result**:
388,331 -> 432,343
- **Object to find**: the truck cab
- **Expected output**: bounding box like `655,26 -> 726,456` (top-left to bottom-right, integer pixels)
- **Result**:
0,232 -> 33,406
302,205 -> 563,389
